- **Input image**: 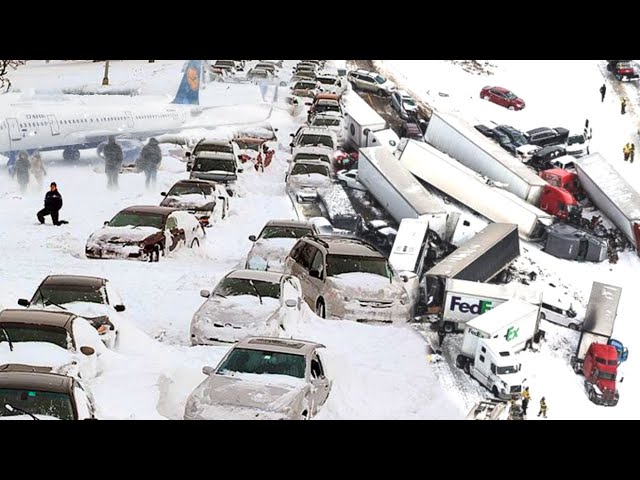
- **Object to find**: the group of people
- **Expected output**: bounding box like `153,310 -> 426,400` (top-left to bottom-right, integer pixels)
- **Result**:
253,144 -> 275,172
103,136 -> 162,189
623,143 -> 635,162
600,82 -> 628,115
508,387 -> 548,419
11,150 -> 47,192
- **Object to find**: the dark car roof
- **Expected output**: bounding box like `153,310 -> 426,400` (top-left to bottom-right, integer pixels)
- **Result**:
120,205 -> 176,216
533,145 -> 566,156
41,275 -> 106,289
170,179 -> 218,188
304,235 -> 384,258
0,309 -> 75,330
265,220 -> 315,229
0,364 -> 73,394
527,127 -> 555,135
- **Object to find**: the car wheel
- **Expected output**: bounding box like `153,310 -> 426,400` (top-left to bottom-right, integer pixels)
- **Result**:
152,245 -> 161,262
569,323 -> 578,331
339,180 -> 348,188
443,322 -> 454,333
377,89 -> 385,96
508,106 -> 515,111
315,299 -> 326,319
483,95 -> 491,101
301,409 -> 310,420
190,238 -> 200,249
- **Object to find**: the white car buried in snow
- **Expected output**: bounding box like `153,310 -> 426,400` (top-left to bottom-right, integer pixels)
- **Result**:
85,206 -> 205,262
184,336 -> 331,420
336,169 -> 366,191
160,179 -> 230,227
190,270 -> 304,345
285,160 -> 333,204
245,220 -> 322,272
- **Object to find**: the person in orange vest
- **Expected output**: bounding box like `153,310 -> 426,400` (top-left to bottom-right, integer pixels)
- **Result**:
624,143 -> 631,161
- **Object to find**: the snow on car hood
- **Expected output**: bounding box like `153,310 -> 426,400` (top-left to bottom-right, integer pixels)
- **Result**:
190,372 -> 306,417
194,295 -> 280,329
0,342 -> 75,370
289,173 -> 330,188
42,301 -> 112,320
328,272 -> 402,300
161,194 -> 214,210
87,226 -> 161,246
246,238 -> 297,271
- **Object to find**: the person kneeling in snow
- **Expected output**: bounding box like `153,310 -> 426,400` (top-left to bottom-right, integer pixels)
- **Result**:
37,182 -> 64,226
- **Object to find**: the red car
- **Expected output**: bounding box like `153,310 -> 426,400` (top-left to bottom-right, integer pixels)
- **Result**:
480,86 -> 525,110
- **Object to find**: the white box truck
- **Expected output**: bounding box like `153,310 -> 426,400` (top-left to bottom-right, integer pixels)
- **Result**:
342,90 -> 400,152
574,153 -> 640,257
425,110 -> 548,205
439,278 -> 543,333
357,146 -> 449,240
399,139 -> 554,241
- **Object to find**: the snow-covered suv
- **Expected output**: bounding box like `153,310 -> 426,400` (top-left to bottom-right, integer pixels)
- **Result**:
347,69 -> 396,96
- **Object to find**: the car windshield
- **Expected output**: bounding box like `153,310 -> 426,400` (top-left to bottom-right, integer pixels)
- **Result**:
493,132 -> 509,143
317,78 -> 336,85
598,371 -> 616,380
109,212 -> 165,229
260,226 -> 313,239
295,153 -> 330,163
193,158 -> 236,173
315,104 -> 341,114
217,348 -> 306,378
195,143 -> 232,155
0,388 -> 75,420
0,325 -> 69,349
374,75 -> 387,84
290,163 -> 329,176
326,254 -> 390,277
568,134 -> 585,145
313,118 -> 340,127
295,82 -> 315,90
36,285 -> 104,306
509,132 -> 527,145
496,365 -> 520,374
403,98 -> 416,107
215,278 -> 280,299
298,134 -> 334,149
168,183 -> 214,196
504,91 -> 518,100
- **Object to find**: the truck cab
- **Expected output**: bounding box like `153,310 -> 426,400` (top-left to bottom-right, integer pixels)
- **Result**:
580,343 -> 620,406
539,184 -> 581,222
540,168 -> 582,196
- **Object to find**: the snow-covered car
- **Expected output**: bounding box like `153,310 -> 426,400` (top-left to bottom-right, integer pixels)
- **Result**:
291,146 -> 333,167
186,138 -> 240,172
285,160 -> 332,203
160,179 -> 230,227
291,80 -> 320,98
358,219 -> 398,253
17,275 -> 126,349
184,336 -> 331,420
190,270 -> 304,345
308,112 -> 345,144
390,90 -> 419,120
336,169 -> 366,191
85,206 -> 205,262
0,364 -> 96,420
347,69 -> 396,96
247,68 -> 274,84
540,301 -> 583,331
565,132 -> 590,158
245,220 -> 322,272
289,127 -> 338,153
315,74 -> 346,95
284,235 -> 413,323
0,309 -> 106,380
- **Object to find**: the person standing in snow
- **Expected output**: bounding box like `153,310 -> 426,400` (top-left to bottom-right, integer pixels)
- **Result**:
137,137 -> 162,188
521,387 -> 530,416
30,151 -> 47,188
537,397 -> 548,418
254,150 -> 264,172
262,144 -> 274,168
37,182 -> 63,226
621,98 -> 627,115
630,144 -> 636,163
15,151 -> 31,192
600,83 -> 606,102
623,143 -> 630,161
104,136 -> 124,189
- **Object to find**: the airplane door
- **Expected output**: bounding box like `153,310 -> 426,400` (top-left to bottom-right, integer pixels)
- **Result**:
7,118 -> 21,141
47,115 -> 60,135
125,111 -> 134,128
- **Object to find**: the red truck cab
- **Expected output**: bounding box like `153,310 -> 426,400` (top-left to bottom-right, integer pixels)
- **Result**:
539,185 -> 581,221
540,168 -> 582,197
582,343 -> 620,406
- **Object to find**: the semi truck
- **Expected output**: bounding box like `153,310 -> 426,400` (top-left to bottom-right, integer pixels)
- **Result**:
570,282 -> 625,406
357,146 -> 449,240
437,278 -> 542,333
423,223 -> 520,312
399,140 -> 555,241
424,111 -> 548,205
342,90 -> 400,152
455,299 -> 543,399
574,153 -> 640,257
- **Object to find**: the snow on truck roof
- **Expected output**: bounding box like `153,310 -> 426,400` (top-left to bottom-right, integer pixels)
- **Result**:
466,298 -> 539,336
582,282 -> 622,337
342,90 -> 386,127
576,153 -> 640,221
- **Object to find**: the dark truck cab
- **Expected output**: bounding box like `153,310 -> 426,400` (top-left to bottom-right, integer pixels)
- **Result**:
607,60 -> 639,81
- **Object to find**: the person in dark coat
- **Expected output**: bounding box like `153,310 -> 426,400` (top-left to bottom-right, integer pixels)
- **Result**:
15,150 -> 31,192
600,83 -> 606,102
37,182 -> 63,225
103,136 -> 123,189
630,143 -> 635,163
137,137 -> 162,188
621,98 -> 627,115
521,386 -> 530,416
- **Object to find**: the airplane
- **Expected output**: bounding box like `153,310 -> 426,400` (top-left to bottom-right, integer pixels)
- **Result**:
0,60 -> 277,168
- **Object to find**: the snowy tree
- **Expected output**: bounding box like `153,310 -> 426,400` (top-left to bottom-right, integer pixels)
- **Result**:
0,60 -> 26,92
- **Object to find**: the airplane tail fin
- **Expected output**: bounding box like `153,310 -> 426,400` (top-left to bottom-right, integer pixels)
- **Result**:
171,60 -> 202,105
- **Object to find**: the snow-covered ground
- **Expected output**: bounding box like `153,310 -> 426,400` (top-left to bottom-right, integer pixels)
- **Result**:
382,60 -> 640,419
0,60 -> 457,419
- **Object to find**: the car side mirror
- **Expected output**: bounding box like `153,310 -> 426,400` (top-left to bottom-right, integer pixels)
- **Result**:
185,152 -> 191,158
160,192 -> 167,196
309,268 -> 321,279
200,290 -> 211,298
289,133 -> 295,137
285,299 -> 297,308
238,168 -> 243,173
114,305 -> 126,312
248,235 -> 257,242
401,275 -> 409,283
289,143 -> 294,147
17,299 -> 30,307
202,366 -> 215,376
103,221 -> 109,226
80,346 -> 95,357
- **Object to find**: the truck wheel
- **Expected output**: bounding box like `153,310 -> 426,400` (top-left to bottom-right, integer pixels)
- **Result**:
455,355 -> 464,369
588,388 -> 596,403
315,299 -> 326,319
573,362 -> 582,374
492,386 -> 499,398
525,340 -> 532,350
443,322 -> 454,333
377,89 -> 385,96
464,362 -> 471,375
568,323 -> 578,331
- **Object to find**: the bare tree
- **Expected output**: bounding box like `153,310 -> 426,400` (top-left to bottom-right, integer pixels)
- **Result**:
0,60 -> 26,92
